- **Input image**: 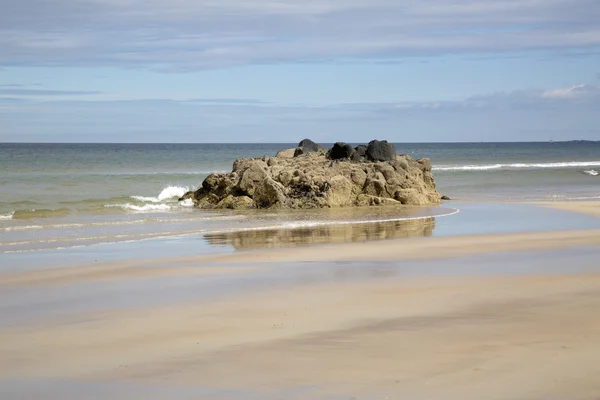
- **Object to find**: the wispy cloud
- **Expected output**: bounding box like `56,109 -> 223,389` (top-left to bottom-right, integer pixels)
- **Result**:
1,0 -> 599,70
0,89 -> 102,96
2,83 -> 598,142
183,98 -> 270,105
541,84 -> 600,100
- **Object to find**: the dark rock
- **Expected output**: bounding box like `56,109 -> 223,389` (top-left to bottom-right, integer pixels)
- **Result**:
294,138 -> 325,157
350,150 -> 362,162
366,140 -> 396,162
355,145 -> 367,157
441,195 -> 451,200
328,142 -> 355,160
178,191 -> 195,201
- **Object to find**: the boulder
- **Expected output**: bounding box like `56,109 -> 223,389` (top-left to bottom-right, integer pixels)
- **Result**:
328,142 -> 354,160
254,177 -> 286,208
275,148 -> 295,158
366,140 -> 396,162
294,139 -> 325,157
325,176 -> 353,207
187,139 -> 441,209
355,145 -> 367,157
238,163 -> 268,196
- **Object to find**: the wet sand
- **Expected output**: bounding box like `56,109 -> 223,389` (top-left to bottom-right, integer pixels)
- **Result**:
541,200 -> 600,218
1,201 -> 600,399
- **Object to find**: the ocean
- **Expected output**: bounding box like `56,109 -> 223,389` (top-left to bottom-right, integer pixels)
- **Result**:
1,142 -> 599,254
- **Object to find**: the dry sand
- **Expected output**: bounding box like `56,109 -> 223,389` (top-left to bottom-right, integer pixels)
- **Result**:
1,201 -> 600,399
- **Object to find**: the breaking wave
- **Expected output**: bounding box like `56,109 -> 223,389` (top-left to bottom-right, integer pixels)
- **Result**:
583,169 -> 599,176
105,203 -> 173,212
0,212 -> 14,220
434,161 -> 600,172
131,185 -> 190,203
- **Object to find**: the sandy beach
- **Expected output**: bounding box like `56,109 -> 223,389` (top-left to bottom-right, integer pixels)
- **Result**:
1,201 -> 600,399
541,200 -> 600,218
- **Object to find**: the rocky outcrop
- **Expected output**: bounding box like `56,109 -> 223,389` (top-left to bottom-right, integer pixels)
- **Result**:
293,138 -> 326,157
182,139 -> 441,209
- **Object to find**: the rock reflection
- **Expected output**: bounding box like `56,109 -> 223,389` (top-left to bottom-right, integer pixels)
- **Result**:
204,217 -> 436,250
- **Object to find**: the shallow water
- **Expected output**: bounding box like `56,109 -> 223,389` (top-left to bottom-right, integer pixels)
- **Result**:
1,142 -> 600,254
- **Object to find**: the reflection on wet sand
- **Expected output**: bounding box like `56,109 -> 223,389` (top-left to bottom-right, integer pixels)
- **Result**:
204,217 -> 436,250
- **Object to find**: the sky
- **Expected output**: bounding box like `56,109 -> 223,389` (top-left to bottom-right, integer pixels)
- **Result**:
1,0 -> 599,143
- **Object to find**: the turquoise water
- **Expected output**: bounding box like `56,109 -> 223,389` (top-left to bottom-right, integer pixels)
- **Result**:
1,142 -> 599,253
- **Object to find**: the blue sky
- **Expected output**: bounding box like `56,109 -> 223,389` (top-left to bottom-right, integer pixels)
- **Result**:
1,0 -> 599,142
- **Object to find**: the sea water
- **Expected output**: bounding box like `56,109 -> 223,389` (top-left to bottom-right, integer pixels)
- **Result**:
1,142 -> 599,253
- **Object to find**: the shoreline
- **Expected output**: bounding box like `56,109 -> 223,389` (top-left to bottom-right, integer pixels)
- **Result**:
2,199 -> 600,261
536,200 -> 600,218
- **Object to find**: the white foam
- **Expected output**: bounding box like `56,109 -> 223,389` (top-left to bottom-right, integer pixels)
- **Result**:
0,212 -> 13,220
435,161 -> 600,172
583,169 -> 599,176
131,185 -> 190,203
179,198 -> 194,207
106,203 -> 172,212
131,195 -> 161,203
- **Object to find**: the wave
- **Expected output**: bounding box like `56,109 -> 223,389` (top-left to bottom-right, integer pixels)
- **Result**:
131,185 -> 190,203
10,208 -> 71,220
0,212 -> 13,220
547,194 -> 600,201
105,203 -> 173,212
434,161 -> 600,172
583,169 -> 599,176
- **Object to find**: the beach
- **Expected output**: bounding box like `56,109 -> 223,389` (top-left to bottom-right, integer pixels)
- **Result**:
1,200 -> 600,399
3,0 -> 600,395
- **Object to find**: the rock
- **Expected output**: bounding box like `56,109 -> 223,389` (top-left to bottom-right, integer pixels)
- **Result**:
356,194 -> 401,206
328,142 -> 355,160
366,140 -> 396,162
187,140 -> 441,209
350,150 -> 363,163
395,188 -> 428,205
325,176 -> 353,207
238,162 -> 268,196
441,195 -> 451,200
294,139 -> 325,157
254,177 -> 286,208
216,195 -> 255,209
275,148 -> 295,158
196,173 -> 234,201
178,190 -> 195,201
355,145 -> 367,158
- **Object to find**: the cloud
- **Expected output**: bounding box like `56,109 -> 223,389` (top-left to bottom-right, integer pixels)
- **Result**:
369,83 -> 600,111
1,0 -> 599,70
1,84 -> 599,143
0,89 -> 102,96
541,84 -> 600,99
183,98 -> 270,105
